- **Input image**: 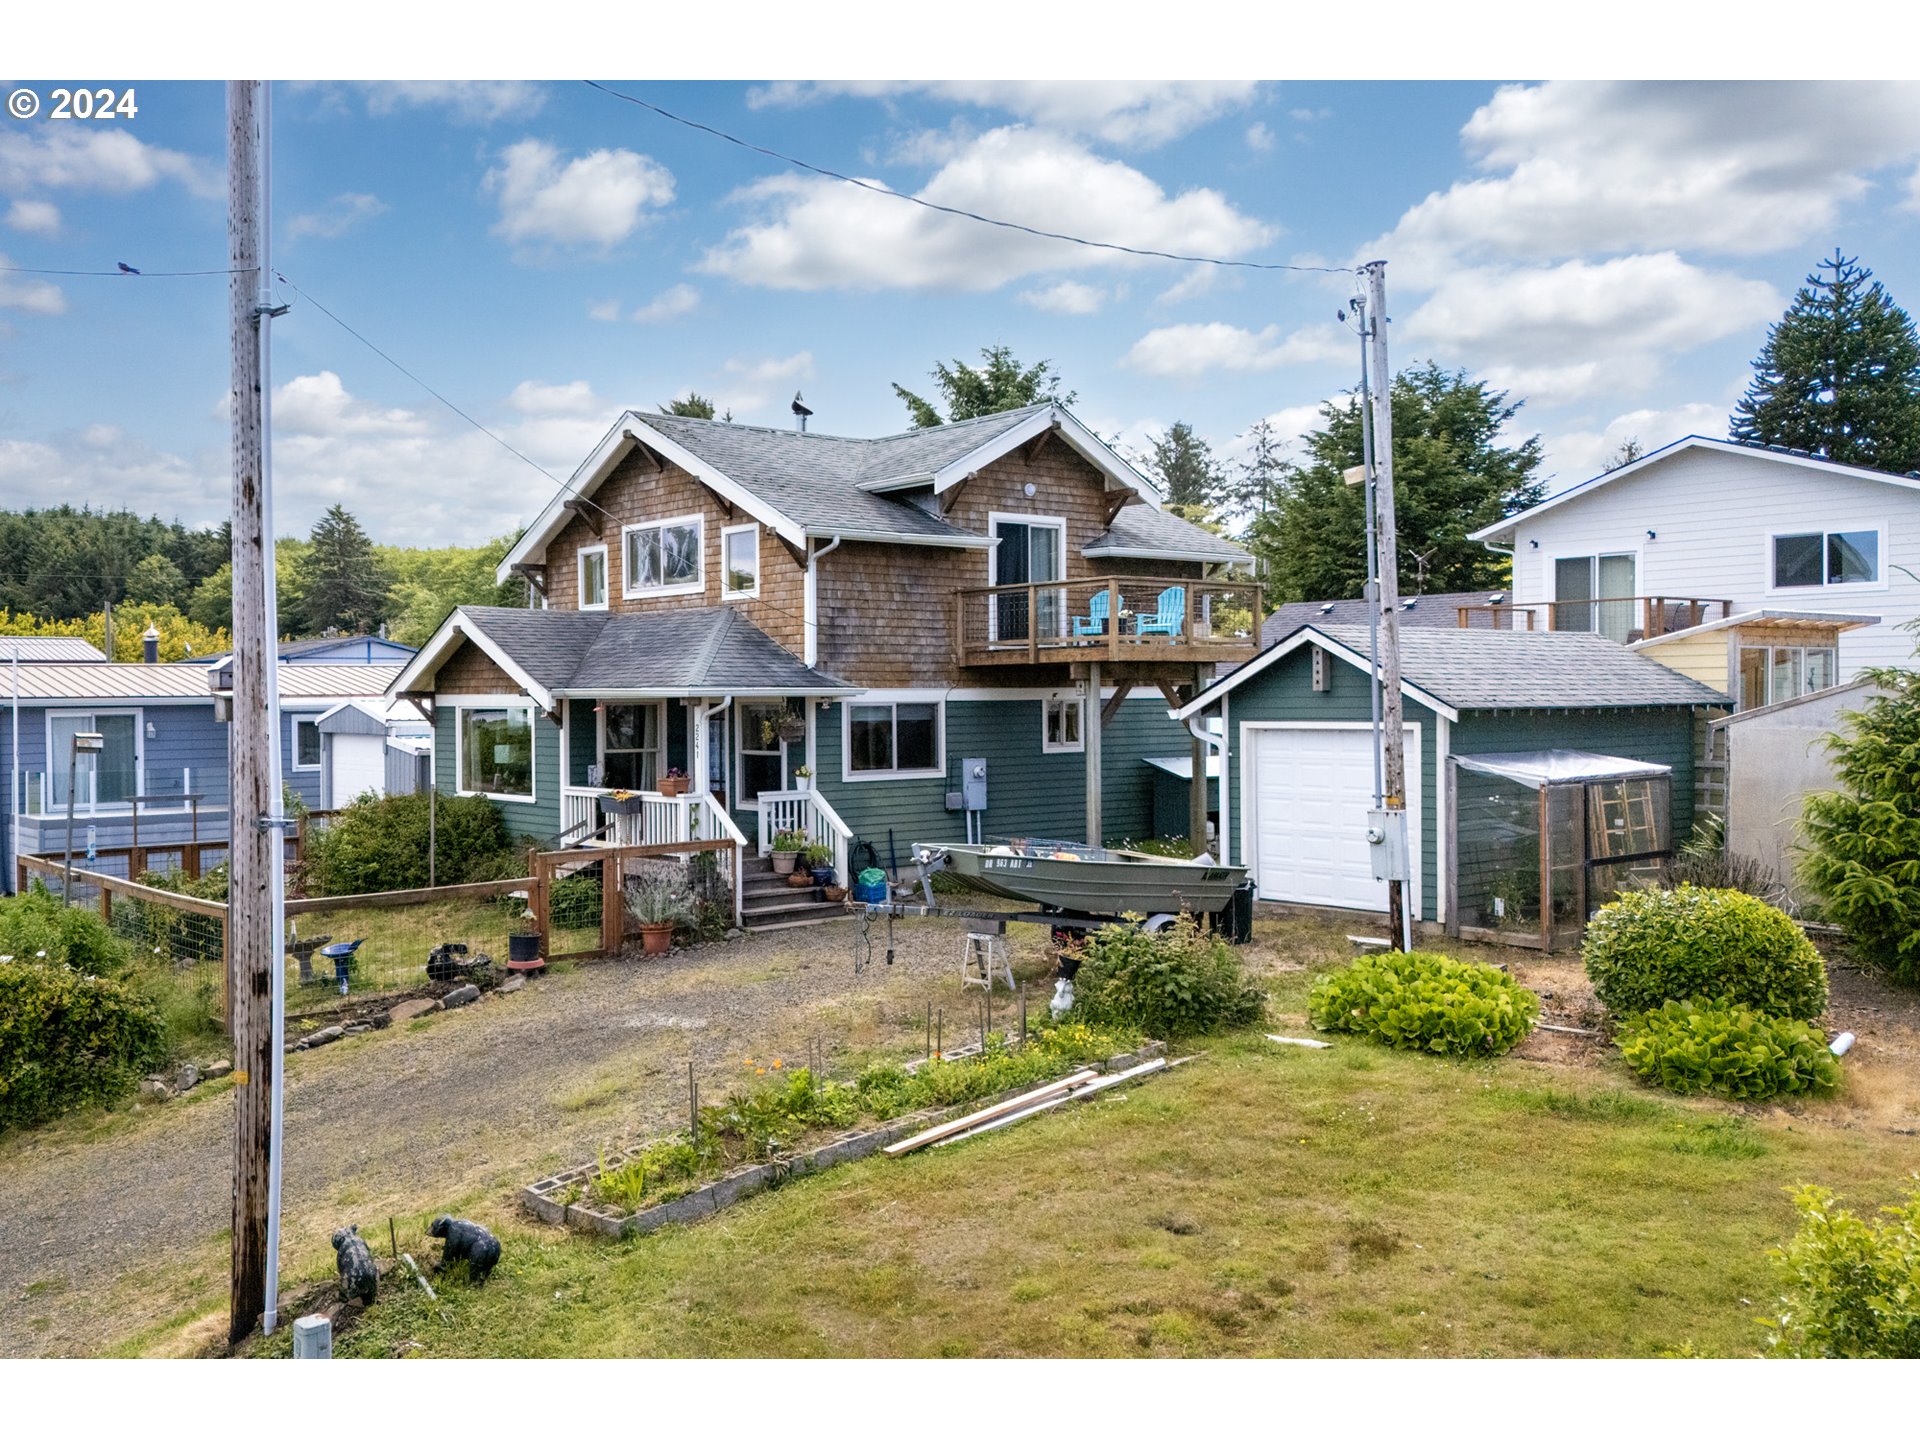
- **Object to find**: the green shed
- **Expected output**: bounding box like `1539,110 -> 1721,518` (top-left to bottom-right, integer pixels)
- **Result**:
1172,623 -> 1727,933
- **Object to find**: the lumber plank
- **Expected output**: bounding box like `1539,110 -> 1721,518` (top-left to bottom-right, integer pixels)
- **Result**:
883,1068 -> 1099,1155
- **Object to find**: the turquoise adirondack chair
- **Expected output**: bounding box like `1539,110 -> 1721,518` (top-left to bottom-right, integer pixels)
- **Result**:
1072,588 -> 1112,637
1135,586 -> 1186,637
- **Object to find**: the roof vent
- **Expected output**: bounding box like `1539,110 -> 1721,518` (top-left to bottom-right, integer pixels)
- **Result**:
1488,592 -> 1508,606
791,391 -> 813,433
1318,602 -> 1335,615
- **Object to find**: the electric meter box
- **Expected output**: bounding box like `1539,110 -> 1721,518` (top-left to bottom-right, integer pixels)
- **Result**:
962,759 -> 989,812
1365,808 -> 1409,883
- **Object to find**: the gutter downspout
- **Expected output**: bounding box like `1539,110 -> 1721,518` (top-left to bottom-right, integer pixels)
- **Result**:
803,535 -> 842,669
1184,709 -> 1227,863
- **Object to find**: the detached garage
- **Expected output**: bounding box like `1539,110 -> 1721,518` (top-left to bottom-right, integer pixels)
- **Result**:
1173,624 -> 1726,927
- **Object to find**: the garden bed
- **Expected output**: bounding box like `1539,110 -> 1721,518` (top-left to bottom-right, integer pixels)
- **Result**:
524,1037 -> 1166,1239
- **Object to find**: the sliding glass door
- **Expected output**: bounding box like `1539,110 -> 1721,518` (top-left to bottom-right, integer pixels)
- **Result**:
1554,553 -> 1635,641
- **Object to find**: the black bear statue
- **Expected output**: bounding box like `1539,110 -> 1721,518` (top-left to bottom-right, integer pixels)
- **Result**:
331,1224 -> 377,1304
428,1215 -> 501,1284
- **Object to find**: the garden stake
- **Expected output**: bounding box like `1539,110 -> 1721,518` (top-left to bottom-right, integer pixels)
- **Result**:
936,1011 -> 942,1061
688,1061 -> 697,1142
388,1217 -> 398,1261
925,1003 -> 932,1061
1020,988 -> 1028,1044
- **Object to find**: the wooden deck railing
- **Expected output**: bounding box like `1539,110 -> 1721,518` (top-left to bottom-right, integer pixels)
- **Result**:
1455,596 -> 1733,640
954,575 -> 1261,668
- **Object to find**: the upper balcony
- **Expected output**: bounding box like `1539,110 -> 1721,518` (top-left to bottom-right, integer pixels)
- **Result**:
954,575 -> 1262,669
1454,596 -> 1733,643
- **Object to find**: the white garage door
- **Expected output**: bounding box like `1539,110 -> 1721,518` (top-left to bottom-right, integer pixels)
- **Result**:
1247,725 -> 1421,914
330,734 -> 387,805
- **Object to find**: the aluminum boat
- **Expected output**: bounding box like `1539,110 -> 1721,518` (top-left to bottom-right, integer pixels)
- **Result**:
917,839 -> 1245,916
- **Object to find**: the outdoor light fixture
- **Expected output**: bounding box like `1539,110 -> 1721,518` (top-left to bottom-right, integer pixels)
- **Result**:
1023,482 -> 1037,497
1647,529 -> 1657,540
145,721 -> 158,740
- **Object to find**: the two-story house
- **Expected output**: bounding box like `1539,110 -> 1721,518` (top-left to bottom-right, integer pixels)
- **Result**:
390,401 -> 1257,922
1467,436 -> 1915,708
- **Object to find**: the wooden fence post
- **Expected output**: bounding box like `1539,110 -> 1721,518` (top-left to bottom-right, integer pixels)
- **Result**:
601,853 -> 624,958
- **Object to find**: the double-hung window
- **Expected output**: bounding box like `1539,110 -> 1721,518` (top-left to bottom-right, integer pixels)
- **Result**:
1772,528 -> 1880,588
600,703 -> 660,790
458,704 -> 535,801
623,515 -> 703,597
1042,696 -> 1083,753
846,700 -> 942,779
578,544 -> 609,609
293,717 -> 322,770
721,523 -> 760,599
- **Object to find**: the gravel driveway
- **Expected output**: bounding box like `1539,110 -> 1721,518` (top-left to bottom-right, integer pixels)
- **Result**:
0,911 -> 1045,1357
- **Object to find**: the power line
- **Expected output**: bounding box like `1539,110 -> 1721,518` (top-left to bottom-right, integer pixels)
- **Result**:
0,265 -> 257,277
580,81 -> 1353,277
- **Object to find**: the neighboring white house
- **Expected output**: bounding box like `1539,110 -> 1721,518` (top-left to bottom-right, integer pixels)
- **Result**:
1470,437 -> 1920,686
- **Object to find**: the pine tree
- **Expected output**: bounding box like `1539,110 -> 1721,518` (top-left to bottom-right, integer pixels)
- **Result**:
293,505 -> 390,636
1221,417 -> 1292,525
1143,421 -> 1225,511
1732,251 -> 1920,475
892,345 -> 1074,428
661,393 -> 730,421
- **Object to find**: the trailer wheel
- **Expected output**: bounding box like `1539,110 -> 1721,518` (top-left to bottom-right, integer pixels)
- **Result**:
1143,913 -> 1178,932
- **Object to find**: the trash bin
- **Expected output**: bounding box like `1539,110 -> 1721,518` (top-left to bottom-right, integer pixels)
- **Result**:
1211,881 -> 1255,944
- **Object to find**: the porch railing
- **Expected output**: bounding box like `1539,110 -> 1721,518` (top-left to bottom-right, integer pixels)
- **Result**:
953,574 -> 1261,668
560,787 -> 708,848
1455,596 -> 1733,641
756,787 -> 852,883
18,768 -> 203,817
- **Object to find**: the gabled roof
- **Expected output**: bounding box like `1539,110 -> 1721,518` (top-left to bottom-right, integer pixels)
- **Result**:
391,605 -> 859,710
497,401 -> 1182,583
1472,435 -> 1920,545
1260,590 -> 1512,647
1176,623 -> 1726,720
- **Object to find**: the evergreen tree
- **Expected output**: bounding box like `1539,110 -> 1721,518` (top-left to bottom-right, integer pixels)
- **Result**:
1248,362 -> 1544,606
125,553 -> 186,608
892,345 -> 1074,428
661,393 -> 730,421
1602,437 -> 1645,472
1143,421 -> 1225,510
1732,251 -> 1920,474
292,505 -> 390,635
1221,417 -> 1292,526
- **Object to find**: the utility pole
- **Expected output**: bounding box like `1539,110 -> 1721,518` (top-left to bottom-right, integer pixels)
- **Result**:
1362,259 -> 1411,952
227,78 -> 280,1346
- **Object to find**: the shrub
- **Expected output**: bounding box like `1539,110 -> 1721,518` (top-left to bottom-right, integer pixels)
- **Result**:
299,791 -> 519,896
1764,1183 -> 1920,1357
0,961 -> 169,1130
1582,885 -> 1827,1021
1661,817 -> 1792,908
1799,661 -> 1920,985
0,884 -> 131,976
1616,999 -> 1840,1101
1069,915 -> 1265,1038
1308,950 -> 1539,1056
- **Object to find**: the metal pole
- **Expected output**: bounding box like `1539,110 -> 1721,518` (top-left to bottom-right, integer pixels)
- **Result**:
1363,260 -> 1412,953
62,735 -> 78,904
1356,296 -> 1384,814
9,645 -> 18,897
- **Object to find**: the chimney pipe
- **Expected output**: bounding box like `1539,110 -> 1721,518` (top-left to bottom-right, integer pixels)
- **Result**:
142,623 -> 161,665
791,390 -> 813,434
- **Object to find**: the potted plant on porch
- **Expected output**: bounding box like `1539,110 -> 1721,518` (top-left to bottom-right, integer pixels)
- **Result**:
769,829 -> 806,876
599,789 -> 644,816
657,767 -> 691,798
626,873 -> 693,956
792,764 -> 813,790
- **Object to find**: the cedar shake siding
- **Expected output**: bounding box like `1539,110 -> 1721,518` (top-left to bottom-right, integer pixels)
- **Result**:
541,448 -> 807,654
436,640 -> 517,695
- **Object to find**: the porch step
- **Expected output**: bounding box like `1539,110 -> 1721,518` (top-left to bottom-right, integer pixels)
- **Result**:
744,879 -> 821,901
741,896 -> 850,926
745,908 -> 852,933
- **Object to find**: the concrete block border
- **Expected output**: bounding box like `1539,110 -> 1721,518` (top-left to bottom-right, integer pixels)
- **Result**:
522,1041 -> 1166,1239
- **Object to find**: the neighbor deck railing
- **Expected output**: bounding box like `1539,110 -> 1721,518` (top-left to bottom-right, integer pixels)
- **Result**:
953,575 -> 1261,668
1454,595 -> 1733,641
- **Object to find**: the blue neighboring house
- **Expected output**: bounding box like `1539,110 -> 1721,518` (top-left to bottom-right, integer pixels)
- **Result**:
2,656 -> 407,890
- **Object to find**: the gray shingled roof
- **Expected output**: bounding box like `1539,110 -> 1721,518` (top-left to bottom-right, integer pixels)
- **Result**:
1311,624 -> 1728,710
1085,504 -> 1249,562
1261,590 -> 1514,646
449,605 -> 855,696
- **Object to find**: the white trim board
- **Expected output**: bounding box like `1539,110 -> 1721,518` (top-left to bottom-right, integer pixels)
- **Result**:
1173,624 -> 1460,723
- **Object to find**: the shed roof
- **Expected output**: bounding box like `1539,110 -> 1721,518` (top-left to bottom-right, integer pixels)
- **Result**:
1455,750 -> 1672,788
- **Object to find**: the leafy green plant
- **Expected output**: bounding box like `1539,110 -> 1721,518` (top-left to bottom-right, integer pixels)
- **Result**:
299,791 -> 519,896
802,842 -> 831,869
0,959 -> 169,1130
1308,950 -> 1539,1056
1800,657 -> 1920,984
770,830 -> 806,854
1068,915 -> 1265,1038
1616,999 -> 1840,1100
545,871 -> 602,930
0,884 -> 131,976
1582,885 -> 1828,1021
1763,1183 -> 1920,1357
1660,817 -> 1791,907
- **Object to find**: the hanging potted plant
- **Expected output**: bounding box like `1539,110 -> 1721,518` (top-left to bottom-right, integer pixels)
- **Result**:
657,766 -> 691,798
769,829 -> 805,876
778,711 -> 806,745
599,788 -> 644,816
792,764 -> 813,791
626,872 -> 693,957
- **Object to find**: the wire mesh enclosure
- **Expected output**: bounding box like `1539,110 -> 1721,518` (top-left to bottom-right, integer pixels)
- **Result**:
1447,750 -> 1674,952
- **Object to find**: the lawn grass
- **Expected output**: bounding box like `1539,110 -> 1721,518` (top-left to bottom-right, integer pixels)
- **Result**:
246,1022 -> 1914,1359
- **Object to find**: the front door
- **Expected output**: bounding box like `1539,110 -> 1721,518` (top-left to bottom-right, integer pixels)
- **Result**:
992,518 -> 1064,642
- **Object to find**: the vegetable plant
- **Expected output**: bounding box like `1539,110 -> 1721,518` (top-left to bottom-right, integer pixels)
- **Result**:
1308,950 -> 1538,1056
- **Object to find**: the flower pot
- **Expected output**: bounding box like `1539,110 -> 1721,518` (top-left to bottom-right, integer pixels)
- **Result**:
786,870 -> 813,888
599,793 -> 644,816
822,885 -> 847,903
657,775 -> 689,797
770,849 -> 799,876
778,719 -> 806,744
793,774 -> 812,790
637,921 -> 674,956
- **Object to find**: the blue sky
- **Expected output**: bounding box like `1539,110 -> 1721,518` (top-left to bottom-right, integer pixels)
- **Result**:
4,78 -> 1920,545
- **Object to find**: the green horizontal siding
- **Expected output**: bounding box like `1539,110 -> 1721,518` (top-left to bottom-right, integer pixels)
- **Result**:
434,703 -> 561,846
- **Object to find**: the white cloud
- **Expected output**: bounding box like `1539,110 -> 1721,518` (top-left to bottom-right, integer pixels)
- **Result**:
587,298 -> 623,323
273,371 -> 430,437
1019,280 -> 1108,315
1244,122 -> 1276,152
1122,321 -> 1349,379
0,254 -> 65,315
1545,402 -> 1729,484
506,379 -> 601,416
1368,81 -> 1920,281
358,81 -> 546,123
0,431 -> 215,519
1155,264 -> 1225,306
1288,107 -> 1331,123
631,283 -> 700,323
699,126 -> 1272,292
486,139 -> 676,250
1398,253 -> 1781,403
5,200 -> 59,236
1905,162 -> 1920,213
717,351 -> 815,414
287,192 -> 386,241
0,127 -> 220,199
749,81 -> 1260,147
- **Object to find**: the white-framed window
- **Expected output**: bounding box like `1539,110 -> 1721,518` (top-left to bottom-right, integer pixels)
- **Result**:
578,543 -> 609,610
599,702 -> 662,790
1551,551 -> 1637,641
844,698 -> 943,781
456,702 -> 536,802
46,709 -> 142,806
293,717 -> 322,770
1738,645 -> 1839,710
622,514 -> 704,598
721,522 -> 760,600
1042,695 -> 1083,753
1771,527 -> 1882,588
